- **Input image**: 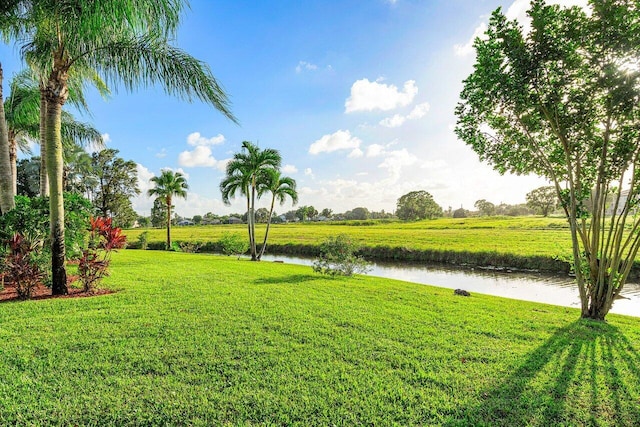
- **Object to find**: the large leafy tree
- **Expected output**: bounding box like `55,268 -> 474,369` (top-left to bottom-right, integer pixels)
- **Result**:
396,190 -> 443,221
526,186 -> 558,217
148,170 -> 188,250
88,148 -> 140,228
456,0 -> 640,319
9,0 -> 235,294
257,168 -> 297,259
220,141 -> 281,260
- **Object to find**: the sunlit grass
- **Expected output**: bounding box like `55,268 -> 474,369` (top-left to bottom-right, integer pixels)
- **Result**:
126,216 -> 573,258
0,250 -> 638,425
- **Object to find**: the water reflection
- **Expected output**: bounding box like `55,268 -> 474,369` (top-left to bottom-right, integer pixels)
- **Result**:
260,254 -> 640,318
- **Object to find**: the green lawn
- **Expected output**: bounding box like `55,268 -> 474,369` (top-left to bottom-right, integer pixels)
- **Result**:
127,216 -> 574,258
1,250 -> 639,425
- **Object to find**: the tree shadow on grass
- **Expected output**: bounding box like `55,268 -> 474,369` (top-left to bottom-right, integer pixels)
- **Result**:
253,274 -> 324,285
445,320 -> 640,426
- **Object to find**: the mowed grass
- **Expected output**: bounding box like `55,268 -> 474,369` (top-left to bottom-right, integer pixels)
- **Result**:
126,216 -> 573,258
0,250 -> 639,425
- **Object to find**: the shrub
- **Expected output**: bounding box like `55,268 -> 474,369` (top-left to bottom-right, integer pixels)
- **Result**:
137,231 -> 149,250
219,233 -> 248,258
313,234 -> 371,277
76,217 -> 126,293
179,241 -> 201,253
1,233 -> 46,299
0,194 -> 92,260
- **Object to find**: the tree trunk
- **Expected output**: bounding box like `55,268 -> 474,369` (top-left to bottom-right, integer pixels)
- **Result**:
39,87 -> 49,197
0,63 -> 16,214
45,66 -> 69,295
257,196 -> 276,260
249,183 -> 257,260
166,196 -> 172,250
9,131 -> 17,196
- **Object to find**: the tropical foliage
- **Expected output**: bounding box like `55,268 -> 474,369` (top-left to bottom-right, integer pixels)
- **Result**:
0,0 -> 235,294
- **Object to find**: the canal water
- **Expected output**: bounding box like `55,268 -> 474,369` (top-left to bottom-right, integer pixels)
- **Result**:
260,254 -> 640,318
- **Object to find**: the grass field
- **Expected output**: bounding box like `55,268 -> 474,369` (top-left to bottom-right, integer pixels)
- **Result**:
126,216 -> 574,259
1,250 -> 639,425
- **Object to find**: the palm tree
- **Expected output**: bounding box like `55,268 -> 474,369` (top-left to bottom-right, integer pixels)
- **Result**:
257,169 -> 297,260
148,170 -> 188,250
0,0 -> 27,214
220,141 -> 281,260
12,0 -> 236,294
5,69 -> 103,195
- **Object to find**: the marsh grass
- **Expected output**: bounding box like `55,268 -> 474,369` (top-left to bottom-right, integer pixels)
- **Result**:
0,250 -> 638,425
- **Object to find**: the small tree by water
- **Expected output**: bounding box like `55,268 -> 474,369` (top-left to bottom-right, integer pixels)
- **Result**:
313,234 -> 371,277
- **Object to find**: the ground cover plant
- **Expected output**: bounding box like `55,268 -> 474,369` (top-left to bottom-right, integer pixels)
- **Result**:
0,250 -> 638,425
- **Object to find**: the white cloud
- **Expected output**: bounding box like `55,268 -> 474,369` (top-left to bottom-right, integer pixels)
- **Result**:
348,148 -> 363,158
155,148 -> 167,158
215,158 -> 231,172
407,102 -> 431,119
366,144 -> 386,158
137,164 -> 155,194
309,130 -> 362,155
101,133 -> 111,143
454,22 -> 487,57
455,0 -> 590,57
379,101 -> 430,128
379,114 -> 406,128
377,148 -> 419,181
282,164 -> 298,174
304,168 -> 315,178
345,79 -> 418,113
187,132 -> 225,146
296,61 -> 318,73
131,164 -> 155,215
178,146 -> 218,167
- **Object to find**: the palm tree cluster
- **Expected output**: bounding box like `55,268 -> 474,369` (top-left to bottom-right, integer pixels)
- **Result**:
220,141 -> 298,261
0,0 -> 236,294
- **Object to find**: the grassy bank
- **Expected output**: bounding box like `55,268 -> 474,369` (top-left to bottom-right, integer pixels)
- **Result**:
0,250 -> 639,425
126,216 -> 576,273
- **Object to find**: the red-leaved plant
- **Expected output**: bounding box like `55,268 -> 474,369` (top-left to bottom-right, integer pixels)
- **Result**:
77,217 -> 126,293
2,233 -> 45,299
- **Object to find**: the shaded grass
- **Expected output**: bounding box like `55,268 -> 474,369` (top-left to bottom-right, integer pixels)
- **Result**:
0,250 -> 639,425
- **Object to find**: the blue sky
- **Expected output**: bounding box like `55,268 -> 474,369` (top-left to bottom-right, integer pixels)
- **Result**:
1,0 -> 586,217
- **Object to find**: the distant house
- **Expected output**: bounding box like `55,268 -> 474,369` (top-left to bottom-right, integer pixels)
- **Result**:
177,220 -> 194,226
227,217 -> 243,224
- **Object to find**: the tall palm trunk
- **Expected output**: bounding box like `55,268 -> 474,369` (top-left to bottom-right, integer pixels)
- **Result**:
257,195 -> 276,260
0,63 -> 16,214
245,193 -> 252,256
45,63 -> 70,295
249,182 -> 257,260
166,196 -> 172,249
8,130 -> 17,195
39,86 -> 49,196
